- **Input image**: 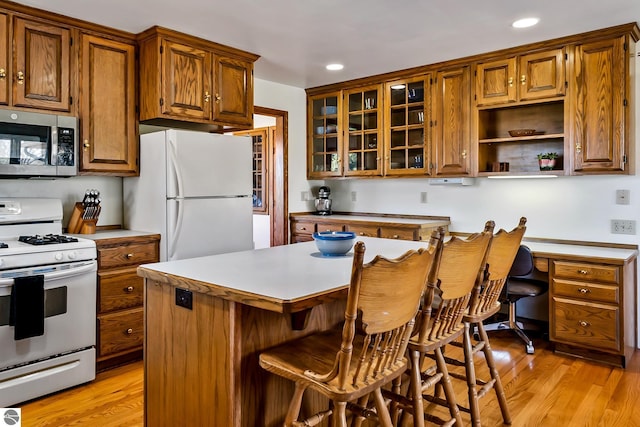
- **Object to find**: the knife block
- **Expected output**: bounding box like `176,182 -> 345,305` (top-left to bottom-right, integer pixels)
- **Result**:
67,202 -> 98,234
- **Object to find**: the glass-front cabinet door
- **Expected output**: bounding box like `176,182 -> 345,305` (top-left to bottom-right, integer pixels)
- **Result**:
343,84 -> 383,176
384,76 -> 430,176
308,92 -> 342,178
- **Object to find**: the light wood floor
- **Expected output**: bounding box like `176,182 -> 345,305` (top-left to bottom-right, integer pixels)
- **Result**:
18,331 -> 640,426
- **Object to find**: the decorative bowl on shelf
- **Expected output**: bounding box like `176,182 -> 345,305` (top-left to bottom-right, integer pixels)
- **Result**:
312,231 -> 356,256
508,129 -> 537,137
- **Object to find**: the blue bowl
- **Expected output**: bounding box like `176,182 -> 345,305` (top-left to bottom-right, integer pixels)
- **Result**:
312,231 -> 356,256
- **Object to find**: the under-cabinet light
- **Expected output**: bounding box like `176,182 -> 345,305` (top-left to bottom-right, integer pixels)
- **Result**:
512,17 -> 539,28
487,174 -> 558,179
390,84 -> 406,90
326,63 -> 344,71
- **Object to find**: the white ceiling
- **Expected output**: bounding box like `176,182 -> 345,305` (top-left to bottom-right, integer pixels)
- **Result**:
11,0 -> 640,89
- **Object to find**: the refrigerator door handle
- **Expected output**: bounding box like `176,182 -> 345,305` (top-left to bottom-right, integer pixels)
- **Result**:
167,136 -> 185,198
168,198 -> 185,261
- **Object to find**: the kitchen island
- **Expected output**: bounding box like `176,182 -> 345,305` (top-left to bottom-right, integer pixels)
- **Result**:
138,237 -> 431,427
138,236 -> 638,426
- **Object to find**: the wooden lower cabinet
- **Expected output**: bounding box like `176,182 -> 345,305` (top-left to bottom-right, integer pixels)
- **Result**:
289,213 -> 450,243
550,257 -> 636,367
95,233 -> 160,371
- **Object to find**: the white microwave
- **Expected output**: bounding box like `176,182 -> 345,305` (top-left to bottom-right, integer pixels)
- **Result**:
0,110 -> 78,177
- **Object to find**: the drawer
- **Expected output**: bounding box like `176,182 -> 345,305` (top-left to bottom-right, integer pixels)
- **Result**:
379,227 -> 415,241
98,307 -> 144,356
316,223 -> 344,233
346,224 -> 379,238
98,241 -> 159,270
552,297 -> 620,352
98,268 -> 144,313
293,221 -> 316,235
553,260 -> 619,284
291,234 -> 313,243
552,279 -> 619,304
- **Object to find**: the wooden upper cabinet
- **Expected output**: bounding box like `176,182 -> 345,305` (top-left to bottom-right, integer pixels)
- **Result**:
572,36 -> 627,174
212,54 -> 253,127
79,33 -> 137,175
162,40 -> 211,121
432,66 -> 471,176
13,17 -> 71,112
0,13 -> 7,105
137,26 -> 258,130
476,48 -> 565,106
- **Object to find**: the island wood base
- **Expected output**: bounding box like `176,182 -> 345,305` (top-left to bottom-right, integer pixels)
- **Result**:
144,278 -> 347,426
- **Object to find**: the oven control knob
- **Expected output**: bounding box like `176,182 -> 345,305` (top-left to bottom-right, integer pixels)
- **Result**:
67,251 -> 77,260
55,252 -> 63,261
0,258 -> 3,267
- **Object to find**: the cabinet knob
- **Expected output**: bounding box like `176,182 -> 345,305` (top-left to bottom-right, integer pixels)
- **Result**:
126,328 -> 133,334
461,150 -> 467,159
83,140 -> 90,150
392,234 -> 399,239
508,76 -> 513,87
578,288 -> 590,293
204,91 -> 211,102
17,71 -> 24,84
520,74 -> 526,85
578,269 -> 588,275
0,68 -> 5,79
125,286 -> 134,293
578,321 -> 590,328
126,253 -> 134,259
215,93 -> 221,103
575,143 -> 582,154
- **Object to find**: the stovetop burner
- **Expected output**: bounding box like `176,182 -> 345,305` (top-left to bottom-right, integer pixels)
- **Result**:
0,242 -> 7,248
18,234 -> 79,245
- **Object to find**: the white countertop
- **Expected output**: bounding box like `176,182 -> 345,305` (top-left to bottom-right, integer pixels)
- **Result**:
139,237 -> 429,302
295,214 -> 450,225
70,229 -> 159,240
138,236 -> 637,311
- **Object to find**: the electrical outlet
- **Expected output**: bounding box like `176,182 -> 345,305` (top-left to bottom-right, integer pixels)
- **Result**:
420,192 -> 428,203
616,189 -> 630,205
351,191 -> 357,202
175,288 -> 193,310
611,219 -> 636,235
300,191 -> 310,201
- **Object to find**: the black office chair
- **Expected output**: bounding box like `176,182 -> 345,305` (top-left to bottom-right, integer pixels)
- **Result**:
485,244 -> 548,354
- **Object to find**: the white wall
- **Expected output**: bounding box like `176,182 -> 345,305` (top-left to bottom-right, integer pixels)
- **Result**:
253,78 -> 323,215
0,176 -> 122,228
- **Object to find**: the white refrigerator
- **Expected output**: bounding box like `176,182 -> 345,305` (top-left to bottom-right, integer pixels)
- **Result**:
124,129 -> 254,261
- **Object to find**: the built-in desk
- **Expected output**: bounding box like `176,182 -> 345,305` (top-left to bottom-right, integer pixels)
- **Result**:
521,240 -> 637,367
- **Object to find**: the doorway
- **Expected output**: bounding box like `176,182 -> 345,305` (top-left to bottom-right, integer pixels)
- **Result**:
254,106 -> 288,247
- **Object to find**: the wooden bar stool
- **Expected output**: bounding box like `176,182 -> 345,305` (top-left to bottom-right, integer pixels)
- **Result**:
259,229 -> 445,427
444,217 -> 527,426
387,221 -> 494,427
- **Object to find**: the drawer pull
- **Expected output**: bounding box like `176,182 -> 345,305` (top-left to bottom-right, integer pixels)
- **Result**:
578,269 -> 589,275
300,227 -> 307,231
125,286 -> 134,293
578,321 -> 590,328
126,253 -> 134,259
359,232 -> 365,236
392,235 -> 399,239
126,328 -> 133,334
578,288 -> 590,294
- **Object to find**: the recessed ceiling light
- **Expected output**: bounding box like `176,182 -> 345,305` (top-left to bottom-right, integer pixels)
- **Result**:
326,63 -> 344,71
512,17 -> 539,28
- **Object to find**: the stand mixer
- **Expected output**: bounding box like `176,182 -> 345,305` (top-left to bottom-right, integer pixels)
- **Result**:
314,186 -> 332,215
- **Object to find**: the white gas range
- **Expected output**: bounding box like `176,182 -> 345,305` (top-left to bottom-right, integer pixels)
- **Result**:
0,198 -> 97,406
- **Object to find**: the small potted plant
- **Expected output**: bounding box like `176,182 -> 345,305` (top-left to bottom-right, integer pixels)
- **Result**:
537,152 -> 559,171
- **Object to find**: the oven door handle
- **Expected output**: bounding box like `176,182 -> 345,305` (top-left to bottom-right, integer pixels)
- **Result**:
0,261 -> 96,287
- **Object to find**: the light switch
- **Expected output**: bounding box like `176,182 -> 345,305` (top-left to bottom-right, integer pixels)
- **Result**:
616,189 -> 630,205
